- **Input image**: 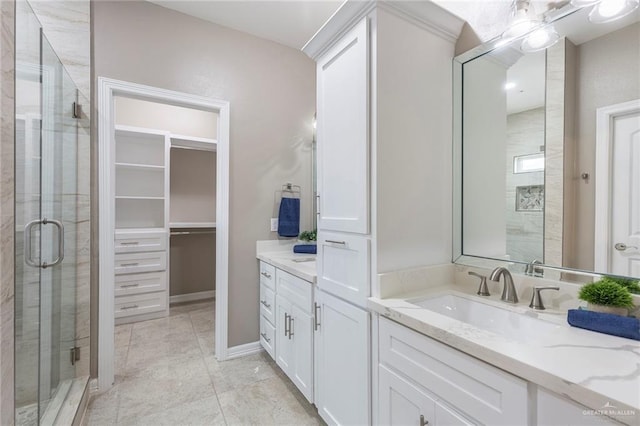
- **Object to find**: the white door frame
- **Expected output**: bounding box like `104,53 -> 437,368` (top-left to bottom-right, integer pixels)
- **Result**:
594,99 -> 640,273
97,77 -> 230,390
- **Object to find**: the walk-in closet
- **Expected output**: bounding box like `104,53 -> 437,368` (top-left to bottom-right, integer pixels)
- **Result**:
112,97 -> 218,325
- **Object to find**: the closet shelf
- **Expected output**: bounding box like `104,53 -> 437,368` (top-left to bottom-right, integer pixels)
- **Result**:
170,134 -> 217,152
115,124 -> 168,138
115,196 -> 165,201
115,162 -> 165,171
169,222 -> 216,229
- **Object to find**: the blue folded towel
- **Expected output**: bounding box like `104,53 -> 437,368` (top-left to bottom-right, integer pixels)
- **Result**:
278,197 -> 300,238
567,309 -> 640,341
293,244 -> 317,254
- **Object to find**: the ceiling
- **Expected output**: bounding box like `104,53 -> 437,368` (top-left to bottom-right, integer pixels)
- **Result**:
146,0 -> 345,49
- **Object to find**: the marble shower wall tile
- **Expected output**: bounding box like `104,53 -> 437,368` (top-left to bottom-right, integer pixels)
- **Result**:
0,1 -> 15,424
30,1 -> 90,100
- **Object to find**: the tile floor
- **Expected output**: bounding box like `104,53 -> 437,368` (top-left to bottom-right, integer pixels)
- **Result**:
84,299 -> 323,425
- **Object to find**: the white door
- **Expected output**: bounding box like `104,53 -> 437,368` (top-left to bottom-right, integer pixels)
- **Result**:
315,289 -> 370,426
611,110 -> 640,276
316,17 -> 370,234
595,101 -> 640,276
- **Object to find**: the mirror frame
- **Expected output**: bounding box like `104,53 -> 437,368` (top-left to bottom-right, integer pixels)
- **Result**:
451,3 -> 635,281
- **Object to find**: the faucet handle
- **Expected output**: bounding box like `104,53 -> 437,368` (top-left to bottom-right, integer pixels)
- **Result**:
529,286 -> 560,310
468,271 -> 490,296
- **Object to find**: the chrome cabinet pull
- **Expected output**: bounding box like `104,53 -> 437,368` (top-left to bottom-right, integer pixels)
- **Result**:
120,241 -> 140,246
260,332 -> 271,343
261,271 -> 272,279
314,303 -> 321,331
121,305 -> 139,310
325,239 -> 346,245
121,283 -> 140,288
420,415 -> 428,426
288,316 -> 294,340
260,300 -> 271,308
284,313 -> 290,337
121,262 -> 139,267
24,218 -> 65,269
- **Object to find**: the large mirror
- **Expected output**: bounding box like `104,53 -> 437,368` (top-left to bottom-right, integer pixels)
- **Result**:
455,3 -> 640,280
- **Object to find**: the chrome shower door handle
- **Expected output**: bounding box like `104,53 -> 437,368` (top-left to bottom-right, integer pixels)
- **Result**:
24,218 -> 65,269
24,219 -> 42,267
42,218 -> 65,269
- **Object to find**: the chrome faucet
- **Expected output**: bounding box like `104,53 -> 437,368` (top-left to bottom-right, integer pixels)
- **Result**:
489,267 -> 519,303
525,259 -> 544,277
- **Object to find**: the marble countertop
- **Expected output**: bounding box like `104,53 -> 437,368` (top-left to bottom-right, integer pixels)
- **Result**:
256,249 -> 316,284
369,287 -> 640,425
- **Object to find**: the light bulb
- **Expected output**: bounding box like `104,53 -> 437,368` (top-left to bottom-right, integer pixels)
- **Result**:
505,82 -> 517,90
589,0 -> 639,23
521,26 -> 560,52
599,0 -> 627,16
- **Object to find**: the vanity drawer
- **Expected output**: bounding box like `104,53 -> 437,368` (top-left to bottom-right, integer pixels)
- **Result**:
379,318 -> 527,426
260,315 -> 276,360
317,232 -> 370,308
260,283 -> 276,324
276,269 -> 313,314
115,271 -> 167,296
115,230 -> 167,254
115,251 -> 166,275
259,261 -> 276,290
115,291 -> 167,319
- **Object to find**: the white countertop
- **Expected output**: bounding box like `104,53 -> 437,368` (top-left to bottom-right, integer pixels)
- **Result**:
369,287 -> 640,425
256,240 -> 316,283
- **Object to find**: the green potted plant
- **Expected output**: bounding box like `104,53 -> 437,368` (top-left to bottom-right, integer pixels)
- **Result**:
606,277 -> 640,295
579,278 -> 635,316
298,229 -> 317,244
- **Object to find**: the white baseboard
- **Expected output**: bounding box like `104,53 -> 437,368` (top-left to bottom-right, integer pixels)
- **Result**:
170,290 -> 215,304
225,341 -> 262,360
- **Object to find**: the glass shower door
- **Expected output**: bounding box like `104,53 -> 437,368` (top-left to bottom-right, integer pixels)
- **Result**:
36,32 -> 79,422
15,2 -> 82,423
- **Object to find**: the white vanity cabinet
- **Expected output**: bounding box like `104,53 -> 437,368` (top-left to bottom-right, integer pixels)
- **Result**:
305,2 -> 465,424
258,261 -> 314,403
537,388 -> 622,426
378,317 -> 528,426
275,269 -> 314,402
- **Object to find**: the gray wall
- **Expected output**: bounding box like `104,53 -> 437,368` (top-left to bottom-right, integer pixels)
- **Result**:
92,1 -> 315,356
573,22 -> 640,271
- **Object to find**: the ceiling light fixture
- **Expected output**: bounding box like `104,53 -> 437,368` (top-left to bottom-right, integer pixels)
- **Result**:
502,0 -> 541,39
570,0 -> 601,7
588,0 -> 639,23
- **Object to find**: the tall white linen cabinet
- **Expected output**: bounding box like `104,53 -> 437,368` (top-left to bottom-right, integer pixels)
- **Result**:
303,1 -> 463,425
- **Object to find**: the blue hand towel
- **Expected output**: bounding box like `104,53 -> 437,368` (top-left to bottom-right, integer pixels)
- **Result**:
278,197 -> 300,238
567,309 -> 640,341
293,244 -> 317,254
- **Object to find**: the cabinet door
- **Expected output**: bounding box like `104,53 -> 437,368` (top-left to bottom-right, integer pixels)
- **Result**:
315,289 -> 370,425
275,295 -> 292,375
379,365 -> 436,426
291,304 -> 314,403
316,17 -> 369,234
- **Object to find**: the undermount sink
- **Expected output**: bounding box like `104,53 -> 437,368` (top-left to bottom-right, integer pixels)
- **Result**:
411,293 -> 561,343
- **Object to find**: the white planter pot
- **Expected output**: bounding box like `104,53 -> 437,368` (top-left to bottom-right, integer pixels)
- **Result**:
588,303 -> 628,317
